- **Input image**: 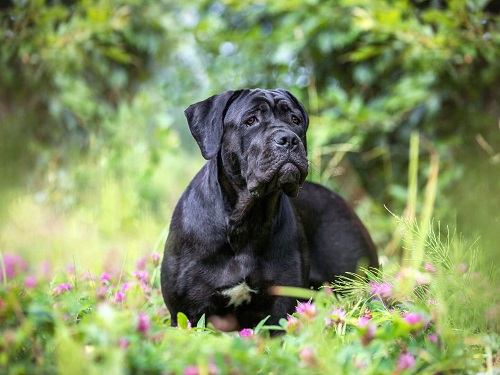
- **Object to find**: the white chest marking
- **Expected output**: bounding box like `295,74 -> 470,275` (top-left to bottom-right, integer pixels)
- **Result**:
220,282 -> 257,307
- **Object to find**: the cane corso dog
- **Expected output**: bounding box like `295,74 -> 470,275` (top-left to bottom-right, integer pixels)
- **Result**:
161,88 -> 378,330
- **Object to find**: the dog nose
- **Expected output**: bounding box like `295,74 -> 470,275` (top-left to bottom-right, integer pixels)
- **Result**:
273,131 -> 300,149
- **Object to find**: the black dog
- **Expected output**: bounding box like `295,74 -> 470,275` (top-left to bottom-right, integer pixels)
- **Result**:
161,88 -> 378,329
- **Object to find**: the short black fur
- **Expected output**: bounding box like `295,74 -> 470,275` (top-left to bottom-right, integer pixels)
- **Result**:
161,88 -> 378,328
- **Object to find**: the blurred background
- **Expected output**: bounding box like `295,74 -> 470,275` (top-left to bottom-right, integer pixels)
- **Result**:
0,0 -> 499,273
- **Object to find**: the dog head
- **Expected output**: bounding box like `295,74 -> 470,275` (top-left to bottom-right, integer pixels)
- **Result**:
185,88 -> 309,198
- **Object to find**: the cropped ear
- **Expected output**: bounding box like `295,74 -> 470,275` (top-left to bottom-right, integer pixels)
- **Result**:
276,89 -> 309,127
184,90 -> 241,159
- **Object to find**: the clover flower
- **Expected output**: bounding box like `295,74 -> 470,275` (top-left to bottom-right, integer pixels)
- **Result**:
136,256 -> 148,271
330,308 -> 346,324
428,333 -> 438,344
456,262 -> 468,274
39,261 -> 52,280
24,275 -> 37,289
114,282 -> 130,303
403,312 -> 422,325
286,314 -> 300,333
65,264 -> 76,275
114,291 -> 125,303
134,270 -> 149,284
396,352 -> 415,371
137,312 -> 150,334
53,283 -> 72,295
239,328 -> 254,338
1,253 -> 28,280
100,272 -> 112,285
118,337 -> 129,349
357,316 -> 376,346
354,357 -> 367,369
299,347 -> 317,367
151,252 -> 161,267
184,366 -> 199,375
296,301 -> 316,319
403,312 -> 426,331
369,281 -> 393,300
423,262 -> 436,273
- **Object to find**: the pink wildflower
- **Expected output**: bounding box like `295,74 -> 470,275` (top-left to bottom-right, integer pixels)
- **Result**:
118,337 -> 129,349
137,312 -> 150,334
184,366 -> 199,375
96,286 -> 108,300
24,275 -> 37,289
114,283 -> 130,303
403,312 -> 426,331
428,333 -> 438,343
208,363 -> 219,375
65,264 -> 76,275
134,270 -> 149,284
403,312 -> 422,325
100,272 -> 112,285
39,261 -> 52,279
1,253 -> 28,280
286,314 -> 300,333
357,316 -> 376,346
299,347 -> 317,367
456,262 -> 468,274
296,301 -> 316,319
136,256 -> 148,271
120,282 -> 130,292
53,283 -> 72,295
354,358 -> 367,369
239,328 -> 254,338
397,352 -> 416,371
369,281 -> 393,300
151,252 -> 161,266
114,291 -> 126,303
330,308 -> 346,324
423,262 -> 436,273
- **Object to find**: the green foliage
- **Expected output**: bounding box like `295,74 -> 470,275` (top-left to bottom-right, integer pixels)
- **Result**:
0,222 -> 498,374
1,0 -> 499,217
0,1 -> 499,373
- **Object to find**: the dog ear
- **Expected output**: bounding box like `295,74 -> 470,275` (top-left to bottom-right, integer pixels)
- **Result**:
184,90 -> 241,160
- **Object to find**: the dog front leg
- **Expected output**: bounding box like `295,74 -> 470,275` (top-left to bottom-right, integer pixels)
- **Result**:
269,296 -> 296,326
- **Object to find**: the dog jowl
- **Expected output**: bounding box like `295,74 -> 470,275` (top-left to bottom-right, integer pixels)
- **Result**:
161,88 -> 378,330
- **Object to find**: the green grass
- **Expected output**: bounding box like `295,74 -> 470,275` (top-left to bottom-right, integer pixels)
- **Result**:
1,136 -> 498,374
0,218 -> 498,374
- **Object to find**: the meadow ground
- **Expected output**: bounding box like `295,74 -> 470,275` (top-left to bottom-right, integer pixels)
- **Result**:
1,169 -> 498,374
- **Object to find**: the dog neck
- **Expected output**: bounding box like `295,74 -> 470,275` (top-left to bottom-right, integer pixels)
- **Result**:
213,157 -> 285,252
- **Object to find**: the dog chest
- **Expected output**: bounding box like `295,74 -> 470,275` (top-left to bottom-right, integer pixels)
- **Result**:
220,282 -> 257,307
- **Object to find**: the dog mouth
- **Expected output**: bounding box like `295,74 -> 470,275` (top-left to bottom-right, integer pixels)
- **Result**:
248,157 -> 308,198
277,162 -> 302,197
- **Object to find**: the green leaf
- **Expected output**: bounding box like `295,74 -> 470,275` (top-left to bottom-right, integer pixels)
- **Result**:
254,315 -> 270,334
177,312 -> 190,329
259,325 -> 285,331
279,318 -> 288,328
269,286 -> 318,300
196,314 -> 206,329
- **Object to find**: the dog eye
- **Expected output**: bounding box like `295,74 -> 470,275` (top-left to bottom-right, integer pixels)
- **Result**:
291,115 -> 301,124
244,116 -> 258,126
